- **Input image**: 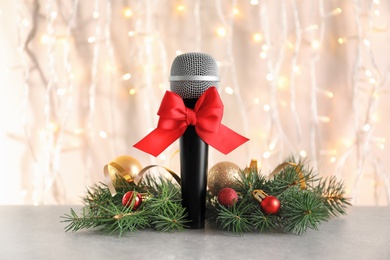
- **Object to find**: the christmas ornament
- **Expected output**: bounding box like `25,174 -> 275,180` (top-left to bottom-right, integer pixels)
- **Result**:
218,187 -> 238,207
104,155 -> 142,196
122,191 -> 142,210
261,196 -> 281,215
252,189 -> 280,215
63,160 -> 351,235
208,161 -> 240,196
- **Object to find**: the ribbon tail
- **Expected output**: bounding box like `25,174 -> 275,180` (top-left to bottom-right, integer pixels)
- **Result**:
199,125 -> 249,154
133,128 -> 183,157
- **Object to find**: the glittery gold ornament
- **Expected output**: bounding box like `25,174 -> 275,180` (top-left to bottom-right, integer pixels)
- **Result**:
207,161 -> 241,196
104,155 -> 142,196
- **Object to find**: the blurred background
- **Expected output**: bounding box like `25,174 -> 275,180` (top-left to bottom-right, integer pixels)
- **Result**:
0,0 -> 389,205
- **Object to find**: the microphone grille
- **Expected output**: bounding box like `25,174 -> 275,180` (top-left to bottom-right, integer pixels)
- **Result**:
170,52 -> 219,99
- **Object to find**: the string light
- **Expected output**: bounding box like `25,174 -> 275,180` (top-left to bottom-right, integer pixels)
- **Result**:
225,86 -> 234,95
123,7 -> 133,18
122,73 -> 131,80
216,27 -> 227,37
4,0 -> 389,206
252,32 -> 262,42
177,5 -> 185,12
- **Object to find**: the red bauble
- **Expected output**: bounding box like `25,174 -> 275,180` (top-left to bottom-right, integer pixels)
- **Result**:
122,191 -> 142,210
218,187 -> 238,207
260,196 -> 280,215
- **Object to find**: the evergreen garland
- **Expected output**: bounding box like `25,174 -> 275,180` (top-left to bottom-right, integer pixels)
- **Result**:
62,160 -> 350,236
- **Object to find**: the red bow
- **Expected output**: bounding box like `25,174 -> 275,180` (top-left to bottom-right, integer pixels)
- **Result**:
133,87 -> 248,157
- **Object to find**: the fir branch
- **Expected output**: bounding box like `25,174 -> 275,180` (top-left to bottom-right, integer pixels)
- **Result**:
250,206 -> 278,232
267,163 -> 319,196
151,206 -> 188,232
279,189 -> 329,235
233,169 -> 266,197
215,203 -> 252,234
317,176 -> 351,217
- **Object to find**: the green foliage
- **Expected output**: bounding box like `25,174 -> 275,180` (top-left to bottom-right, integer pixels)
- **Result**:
61,175 -> 188,236
62,159 -> 350,236
206,160 -> 351,235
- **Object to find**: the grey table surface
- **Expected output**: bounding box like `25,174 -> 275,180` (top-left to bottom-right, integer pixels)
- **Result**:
0,206 -> 389,260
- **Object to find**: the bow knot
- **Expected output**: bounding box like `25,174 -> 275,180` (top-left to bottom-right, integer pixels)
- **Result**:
134,87 -> 248,157
185,108 -> 197,125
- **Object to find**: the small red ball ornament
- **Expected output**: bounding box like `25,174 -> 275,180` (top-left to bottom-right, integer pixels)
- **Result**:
122,191 -> 142,210
218,187 -> 238,207
260,196 -> 280,215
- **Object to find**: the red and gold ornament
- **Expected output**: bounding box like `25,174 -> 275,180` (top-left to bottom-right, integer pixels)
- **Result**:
103,155 -> 143,196
218,187 -> 238,207
122,191 -> 142,210
252,190 -> 280,215
207,161 -> 241,196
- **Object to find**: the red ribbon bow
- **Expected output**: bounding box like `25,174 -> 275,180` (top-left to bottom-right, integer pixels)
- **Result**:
133,87 -> 249,157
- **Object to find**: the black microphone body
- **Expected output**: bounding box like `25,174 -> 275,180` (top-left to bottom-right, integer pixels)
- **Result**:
180,99 -> 209,229
169,52 -> 220,229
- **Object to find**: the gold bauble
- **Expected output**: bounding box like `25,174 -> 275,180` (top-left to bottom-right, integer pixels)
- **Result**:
207,161 -> 241,196
106,155 -> 142,185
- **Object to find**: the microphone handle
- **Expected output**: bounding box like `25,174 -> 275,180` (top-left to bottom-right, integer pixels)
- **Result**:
180,98 -> 209,229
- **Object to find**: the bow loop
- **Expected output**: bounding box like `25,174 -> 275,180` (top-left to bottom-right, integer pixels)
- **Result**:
134,87 -> 248,157
185,108 -> 197,125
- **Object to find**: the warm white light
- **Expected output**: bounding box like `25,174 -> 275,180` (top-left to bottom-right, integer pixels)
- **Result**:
99,131 -> 108,138
40,34 -> 50,44
159,153 -> 167,161
176,5 -> 186,12
363,39 -> 370,46
319,116 -> 331,123
176,50 -> 183,55
293,65 -> 301,74
330,157 -> 337,163
123,8 -> 133,18
374,9 -> 380,16
56,88 -> 67,96
326,91 -> 334,98
225,86 -> 234,95
338,37 -> 345,44
128,31 -> 135,37
87,36 -> 96,43
93,11 -> 100,19
365,69 -> 372,77
261,44 -> 269,51
252,33 -> 263,42
332,8 -> 342,15
232,8 -> 240,16
373,0 -> 380,4
369,78 -> 376,84
311,40 -> 320,49
122,73 -> 131,80
22,19 -> 30,27
263,104 -> 270,111
48,122 -> 59,133
254,98 -> 260,104
299,150 -> 307,158
217,27 -> 227,37
250,0 -> 259,5
50,11 -> 58,19
260,51 -> 267,59
362,124 -> 371,132
277,76 -> 288,89
266,73 -> 274,81
263,151 -> 270,159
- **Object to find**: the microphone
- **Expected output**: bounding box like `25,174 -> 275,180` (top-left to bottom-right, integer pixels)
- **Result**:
170,52 -> 219,229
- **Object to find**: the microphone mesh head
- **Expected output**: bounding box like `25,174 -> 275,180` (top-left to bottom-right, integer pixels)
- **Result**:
170,52 -> 219,99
